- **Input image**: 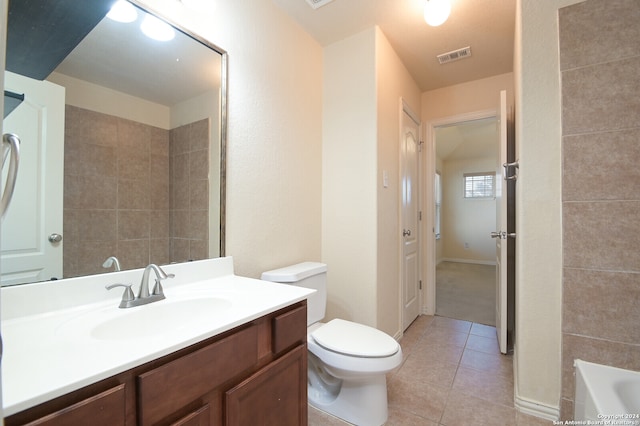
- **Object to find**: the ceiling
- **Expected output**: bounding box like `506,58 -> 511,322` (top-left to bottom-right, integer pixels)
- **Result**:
54,4 -> 221,107
271,0 -> 516,91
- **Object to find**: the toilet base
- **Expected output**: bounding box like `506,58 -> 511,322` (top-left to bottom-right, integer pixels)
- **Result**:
309,374 -> 389,426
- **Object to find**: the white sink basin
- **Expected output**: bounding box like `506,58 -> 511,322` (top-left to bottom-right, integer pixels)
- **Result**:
575,359 -> 640,421
57,296 -> 233,341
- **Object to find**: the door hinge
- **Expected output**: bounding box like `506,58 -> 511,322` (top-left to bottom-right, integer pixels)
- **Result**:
419,140 -> 424,152
419,211 -> 422,221
419,280 -> 422,290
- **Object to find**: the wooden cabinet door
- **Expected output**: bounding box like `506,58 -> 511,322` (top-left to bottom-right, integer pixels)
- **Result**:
225,344 -> 307,426
20,384 -> 126,426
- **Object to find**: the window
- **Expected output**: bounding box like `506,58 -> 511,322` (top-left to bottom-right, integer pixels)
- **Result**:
435,172 -> 442,239
464,172 -> 495,198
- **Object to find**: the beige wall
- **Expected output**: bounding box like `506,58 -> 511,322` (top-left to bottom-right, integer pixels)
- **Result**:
513,0 -> 584,419
441,156 -> 496,263
137,0 -> 324,278
422,73 -> 514,122
558,0 -> 640,419
375,27 -> 422,337
322,26 -> 421,336
48,72 -> 170,129
322,28 -> 378,327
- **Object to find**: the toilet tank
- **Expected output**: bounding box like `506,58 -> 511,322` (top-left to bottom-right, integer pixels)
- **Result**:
261,262 -> 327,326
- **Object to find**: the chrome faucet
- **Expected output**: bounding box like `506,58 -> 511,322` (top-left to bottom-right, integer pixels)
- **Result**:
102,256 -> 121,272
106,264 -> 175,308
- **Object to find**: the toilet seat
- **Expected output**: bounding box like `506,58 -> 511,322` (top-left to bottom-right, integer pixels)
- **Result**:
310,319 -> 399,358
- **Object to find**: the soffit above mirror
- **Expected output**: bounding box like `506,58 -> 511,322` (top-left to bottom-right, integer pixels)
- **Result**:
6,0 -> 112,80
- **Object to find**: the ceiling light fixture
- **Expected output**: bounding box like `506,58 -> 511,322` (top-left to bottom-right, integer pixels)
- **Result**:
424,0 -> 451,27
107,0 -> 138,23
141,14 -> 175,41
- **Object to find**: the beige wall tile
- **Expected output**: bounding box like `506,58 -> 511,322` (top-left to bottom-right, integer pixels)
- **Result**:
150,126 -> 170,157
563,201 -> 640,272
563,129 -> 640,201
65,105 -> 118,147
189,239 -> 207,261
190,179 -> 209,210
150,239 -> 170,266
118,143 -> 150,180
65,143 -> 117,178
149,210 -> 170,239
118,210 -> 150,240
117,239 -> 150,270
190,149 -> 209,180
74,210 -> 117,242
190,119 -> 210,151
562,57 -> 640,135
189,210 -> 209,240
64,175 -> 117,210
170,238 -> 190,263
64,106 -> 174,276
563,268 -> 640,344
560,0 -> 640,411
171,210 -> 190,239
170,125 -> 190,155
118,178 -> 151,210
559,0 -> 640,71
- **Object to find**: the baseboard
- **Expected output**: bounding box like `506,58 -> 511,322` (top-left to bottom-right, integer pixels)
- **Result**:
512,344 -> 560,421
515,397 -> 560,421
440,257 -> 496,266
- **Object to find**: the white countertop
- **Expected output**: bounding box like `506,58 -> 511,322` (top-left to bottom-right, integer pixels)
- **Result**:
1,257 -> 313,416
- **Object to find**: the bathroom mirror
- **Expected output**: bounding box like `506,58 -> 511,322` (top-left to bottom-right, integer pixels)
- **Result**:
1,0 -> 227,285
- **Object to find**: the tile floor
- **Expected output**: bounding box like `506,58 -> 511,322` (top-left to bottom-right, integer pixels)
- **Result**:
309,315 -> 553,425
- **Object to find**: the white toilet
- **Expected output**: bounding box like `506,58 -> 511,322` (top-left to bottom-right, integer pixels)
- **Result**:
261,262 -> 403,426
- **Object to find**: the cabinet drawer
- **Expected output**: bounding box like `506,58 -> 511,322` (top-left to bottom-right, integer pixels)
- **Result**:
138,325 -> 258,425
24,384 -> 126,426
225,344 -> 307,426
170,404 -> 210,426
272,304 -> 307,354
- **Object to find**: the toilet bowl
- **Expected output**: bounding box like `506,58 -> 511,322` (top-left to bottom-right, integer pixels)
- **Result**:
261,262 -> 402,426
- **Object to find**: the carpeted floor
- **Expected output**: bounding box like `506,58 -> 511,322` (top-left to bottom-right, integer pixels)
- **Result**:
436,261 -> 496,326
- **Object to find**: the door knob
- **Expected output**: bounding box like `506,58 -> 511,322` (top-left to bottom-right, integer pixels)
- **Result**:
403,229 -> 411,237
490,231 -> 503,239
48,233 -> 63,243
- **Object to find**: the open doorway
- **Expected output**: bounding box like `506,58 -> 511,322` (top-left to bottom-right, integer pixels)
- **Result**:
432,116 -> 498,326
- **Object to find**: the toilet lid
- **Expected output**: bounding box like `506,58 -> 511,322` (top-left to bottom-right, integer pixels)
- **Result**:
310,319 -> 399,358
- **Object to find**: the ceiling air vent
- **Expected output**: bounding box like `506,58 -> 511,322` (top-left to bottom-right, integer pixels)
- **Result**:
437,46 -> 472,65
305,0 -> 334,9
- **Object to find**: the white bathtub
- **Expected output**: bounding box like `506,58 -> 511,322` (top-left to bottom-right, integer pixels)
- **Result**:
574,359 -> 640,424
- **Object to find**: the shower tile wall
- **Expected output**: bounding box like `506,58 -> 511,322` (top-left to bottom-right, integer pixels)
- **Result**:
169,119 -> 210,263
559,0 -> 640,419
64,106 -> 209,277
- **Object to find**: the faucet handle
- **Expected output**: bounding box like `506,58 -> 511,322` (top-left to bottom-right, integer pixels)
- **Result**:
106,283 -> 135,308
156,265 -> 175,280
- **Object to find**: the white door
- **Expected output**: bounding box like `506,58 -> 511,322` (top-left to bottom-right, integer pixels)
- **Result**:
1,72 -> 65,285
401,102 -> 420,330
493,90 -> 508,354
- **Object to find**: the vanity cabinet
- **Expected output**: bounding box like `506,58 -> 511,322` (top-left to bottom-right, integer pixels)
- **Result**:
5,302 -> 308,426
